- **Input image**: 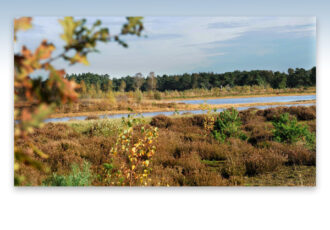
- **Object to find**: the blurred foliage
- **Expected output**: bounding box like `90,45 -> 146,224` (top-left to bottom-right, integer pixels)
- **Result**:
14,16 -> 145,185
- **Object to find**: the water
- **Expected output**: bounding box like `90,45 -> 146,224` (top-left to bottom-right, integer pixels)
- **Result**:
44,103 -> 315,123
176,94 -> 316,105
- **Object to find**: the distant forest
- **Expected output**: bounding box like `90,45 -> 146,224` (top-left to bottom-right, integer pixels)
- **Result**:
65,67 -> 316,92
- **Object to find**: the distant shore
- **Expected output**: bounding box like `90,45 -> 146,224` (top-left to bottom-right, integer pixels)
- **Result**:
48,98 -> 316,119
163,92 -> 316,102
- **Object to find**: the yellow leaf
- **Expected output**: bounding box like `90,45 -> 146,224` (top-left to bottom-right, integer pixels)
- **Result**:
59,17 -> 79,45
14,17 -> 32,41
71,52 -> 89,65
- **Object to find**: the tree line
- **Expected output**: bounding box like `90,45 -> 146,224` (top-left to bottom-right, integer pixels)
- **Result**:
65,67 -> 316,93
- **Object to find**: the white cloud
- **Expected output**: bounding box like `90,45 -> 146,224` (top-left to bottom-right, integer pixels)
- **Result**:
15,16 -> 316,77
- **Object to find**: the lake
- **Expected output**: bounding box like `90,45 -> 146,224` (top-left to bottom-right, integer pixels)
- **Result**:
176,94 -> 316,105
44,102 -> 315,123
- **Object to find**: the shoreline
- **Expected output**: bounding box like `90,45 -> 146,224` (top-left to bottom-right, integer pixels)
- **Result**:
48,99 -> 316,119
162,92 -> 316,102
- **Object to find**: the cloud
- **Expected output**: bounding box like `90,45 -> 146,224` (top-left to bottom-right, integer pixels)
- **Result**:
15,16 -> 316,77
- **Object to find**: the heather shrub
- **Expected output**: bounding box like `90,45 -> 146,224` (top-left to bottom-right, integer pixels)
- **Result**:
306,120 -> 316,133
183,169 -> 225,186
41,139 -> 85,172
151,130 -> 227,186
285,145 -> 316,166
244,149 -> 287,176
43,161 -> 93,186
189,114 -> 207,127
239,108 -> 263,124
175,152 -> 204,174
192,141 -> 227,161
15,163 -> 46,186
221,152 -> 246,180
220,138 -> 253,180
221,142 -> 286,179
267,142 -> 316,166
150,115 -> 173,128
79,135 -> 115,165
32,123 -> 80,140
286,106 -> 316,120
245,121 -> 273,145
259,106 -> 316,121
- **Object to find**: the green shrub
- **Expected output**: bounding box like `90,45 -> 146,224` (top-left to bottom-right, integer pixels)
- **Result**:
43,161 -> 93,186
212,109 -> 245,142
272,113 -> 315,146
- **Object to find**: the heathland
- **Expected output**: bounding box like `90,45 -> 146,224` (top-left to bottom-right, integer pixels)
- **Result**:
15,105 -> 316,186
14,17 -> 316,187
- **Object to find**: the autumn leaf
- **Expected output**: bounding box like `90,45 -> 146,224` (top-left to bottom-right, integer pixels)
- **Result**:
71,52 -> 89,65
121,17 -> 144,36
14,17 -> 32,41
59,17 -> 80,46
35,40 -> 55,60
44,64 -> 78,103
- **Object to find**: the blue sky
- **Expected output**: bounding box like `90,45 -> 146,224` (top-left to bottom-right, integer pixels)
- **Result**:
14,16 -> 316,78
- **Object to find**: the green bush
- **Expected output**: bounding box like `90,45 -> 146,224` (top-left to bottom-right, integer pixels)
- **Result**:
212,108 -> 246,142
43,161 -> 93,186
272,113 -> 315,146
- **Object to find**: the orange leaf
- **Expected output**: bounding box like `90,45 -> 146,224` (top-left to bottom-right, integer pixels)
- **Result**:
35,40 -> 55,60
14,17 -> 32,41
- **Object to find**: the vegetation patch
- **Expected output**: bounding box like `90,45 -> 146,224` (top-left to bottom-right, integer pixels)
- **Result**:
212,109 -> 247,142
15,106 -> 316,186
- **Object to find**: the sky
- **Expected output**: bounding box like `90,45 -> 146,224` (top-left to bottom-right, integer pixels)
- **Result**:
14,16 -> 316,78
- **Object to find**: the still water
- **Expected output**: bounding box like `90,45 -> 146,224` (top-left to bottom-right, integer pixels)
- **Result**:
45,103 -> 315,123
176,94 -> 315,105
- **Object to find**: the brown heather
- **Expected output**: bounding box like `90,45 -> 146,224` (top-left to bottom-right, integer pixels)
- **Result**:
15,106 -> 316,186
257,105 -> 316,121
